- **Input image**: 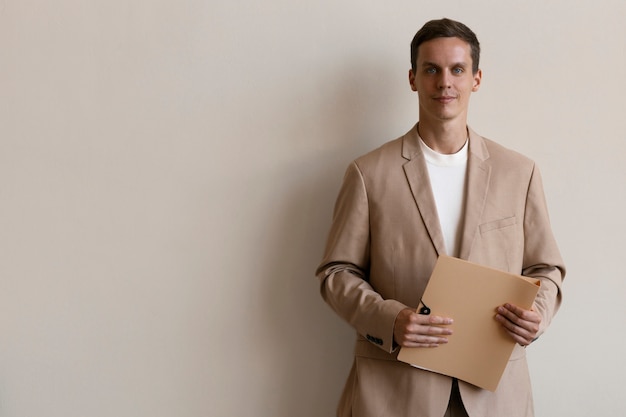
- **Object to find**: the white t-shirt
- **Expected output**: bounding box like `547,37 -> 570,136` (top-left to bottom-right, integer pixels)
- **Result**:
419,137 -> 468,257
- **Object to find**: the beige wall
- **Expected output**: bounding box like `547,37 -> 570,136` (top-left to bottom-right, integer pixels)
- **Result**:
0,1 -> 624,416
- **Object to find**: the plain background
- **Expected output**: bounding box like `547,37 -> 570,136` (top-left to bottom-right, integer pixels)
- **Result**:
1,0 -> 625,416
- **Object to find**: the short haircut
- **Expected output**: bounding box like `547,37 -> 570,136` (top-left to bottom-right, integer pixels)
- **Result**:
410,18 -> 481,74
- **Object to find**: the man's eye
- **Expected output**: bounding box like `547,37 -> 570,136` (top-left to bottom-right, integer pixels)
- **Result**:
453,67 -> 464,74
426,68 -> 437,74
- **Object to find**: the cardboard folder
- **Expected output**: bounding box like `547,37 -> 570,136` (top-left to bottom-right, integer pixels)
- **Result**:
397,256 -> 540,391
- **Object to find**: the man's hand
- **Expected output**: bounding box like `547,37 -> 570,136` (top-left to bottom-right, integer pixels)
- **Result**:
495,303 -> 541,347
393,308 -> 454,348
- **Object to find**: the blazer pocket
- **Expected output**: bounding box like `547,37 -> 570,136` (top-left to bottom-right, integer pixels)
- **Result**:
479,216 -> 517,234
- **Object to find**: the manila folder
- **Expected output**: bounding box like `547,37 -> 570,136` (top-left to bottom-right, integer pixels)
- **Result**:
397,255 -> 540,392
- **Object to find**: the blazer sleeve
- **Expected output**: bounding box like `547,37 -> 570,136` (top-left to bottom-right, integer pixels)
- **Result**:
521,164 -> 566,338
316,162 -> 408,353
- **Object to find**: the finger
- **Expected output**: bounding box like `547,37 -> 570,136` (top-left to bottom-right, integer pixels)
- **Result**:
426,315 -> 454,326
500,304 -> 540,323
399,322 -> 453,347
496,306 -> 540,332
405,321 -> 453,337
495,313 -> 534,345
408,313 -> 453,325
403,334 -> 450,348
422,323 -> 453,335
496,306 -> 523,327
495,312 -> 530,335
498,307 -> 541,340
501,327 -> 531,347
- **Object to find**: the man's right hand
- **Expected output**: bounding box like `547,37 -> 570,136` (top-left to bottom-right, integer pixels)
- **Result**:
393,308 -> 454,348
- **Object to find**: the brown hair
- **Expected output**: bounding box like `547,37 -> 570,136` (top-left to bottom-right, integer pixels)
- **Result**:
410,18 -> 481,74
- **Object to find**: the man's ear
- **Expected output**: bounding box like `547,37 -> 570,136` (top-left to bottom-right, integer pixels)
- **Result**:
472,69 -> 482,92
408,69 -> 418,92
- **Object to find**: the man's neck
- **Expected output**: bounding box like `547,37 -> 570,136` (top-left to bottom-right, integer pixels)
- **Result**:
417,119 -> 468,154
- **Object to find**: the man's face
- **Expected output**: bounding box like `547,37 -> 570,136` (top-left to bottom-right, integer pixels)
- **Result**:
409,37 -> 482,124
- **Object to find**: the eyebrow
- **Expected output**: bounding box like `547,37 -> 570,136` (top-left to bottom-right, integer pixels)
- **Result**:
421,61 -> 469,69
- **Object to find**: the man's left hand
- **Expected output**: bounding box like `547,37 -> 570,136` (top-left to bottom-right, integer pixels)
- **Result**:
495,303 -> 541,347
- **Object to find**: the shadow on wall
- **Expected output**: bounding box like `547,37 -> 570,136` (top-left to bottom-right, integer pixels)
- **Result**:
254,61 -> 402,416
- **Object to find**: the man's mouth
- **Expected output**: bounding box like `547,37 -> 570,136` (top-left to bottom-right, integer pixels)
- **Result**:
434,96 -> 457,103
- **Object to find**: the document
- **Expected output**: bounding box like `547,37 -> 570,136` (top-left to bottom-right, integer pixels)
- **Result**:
397,256 -> 540,391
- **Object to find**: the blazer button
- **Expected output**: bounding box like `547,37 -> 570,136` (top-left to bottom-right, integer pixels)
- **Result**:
367,334 -> 383,345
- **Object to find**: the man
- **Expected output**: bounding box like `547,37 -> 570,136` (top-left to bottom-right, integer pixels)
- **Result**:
316,18 -> 565,417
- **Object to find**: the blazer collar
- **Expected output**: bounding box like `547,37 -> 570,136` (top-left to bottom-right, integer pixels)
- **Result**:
401,124 -> 489,162
459,127 -> 491,260
401,125 -> 491,259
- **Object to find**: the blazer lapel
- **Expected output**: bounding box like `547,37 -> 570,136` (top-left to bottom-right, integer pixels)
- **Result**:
458,129 -> 491,260
401,127 -> 447,256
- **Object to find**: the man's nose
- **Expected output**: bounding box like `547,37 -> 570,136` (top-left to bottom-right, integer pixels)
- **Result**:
438,71 -> 452,89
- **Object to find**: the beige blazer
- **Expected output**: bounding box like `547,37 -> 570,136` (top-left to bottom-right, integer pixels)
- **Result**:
317,125 -> 565,417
